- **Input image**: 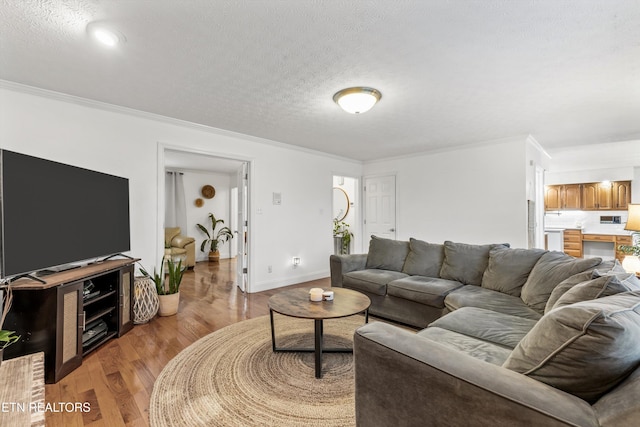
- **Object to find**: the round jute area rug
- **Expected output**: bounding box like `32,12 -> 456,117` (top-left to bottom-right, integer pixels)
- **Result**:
150,314 -> 365,427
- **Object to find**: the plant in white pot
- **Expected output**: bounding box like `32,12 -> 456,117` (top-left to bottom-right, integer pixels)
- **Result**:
197,213 -> 234,263
140,258 -> 185,316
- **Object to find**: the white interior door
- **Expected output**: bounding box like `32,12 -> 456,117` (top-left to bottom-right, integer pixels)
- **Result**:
364,175 -> 397,242
236,163 -> 248,292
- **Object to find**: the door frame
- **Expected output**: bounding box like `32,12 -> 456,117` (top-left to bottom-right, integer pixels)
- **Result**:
157,142 -> 254,292
332,174 -> 361,254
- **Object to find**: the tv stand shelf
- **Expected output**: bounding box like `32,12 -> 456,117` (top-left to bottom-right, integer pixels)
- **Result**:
4,258 -> 138,383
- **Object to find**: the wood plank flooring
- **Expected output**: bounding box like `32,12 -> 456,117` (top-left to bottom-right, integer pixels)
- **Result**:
44,259 -> 329,427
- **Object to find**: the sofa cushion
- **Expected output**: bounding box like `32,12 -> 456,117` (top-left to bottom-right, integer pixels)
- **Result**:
365,236 -> 410,272
444,285 -> 542,320
553,274 -> 640,309
429,307 -> 538,349
418,326 -> 512,365
544,260 -> 618,313
481,247 -> 547,297
440,241 -> 508,286
387,276 -> 463,308
402,238 -> 444,277
503,291 -> 640,403
520,252 -> 602,313
343,269 -> 409,296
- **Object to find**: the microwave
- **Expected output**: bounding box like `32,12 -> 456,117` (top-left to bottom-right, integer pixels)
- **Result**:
600,216 -> 621,224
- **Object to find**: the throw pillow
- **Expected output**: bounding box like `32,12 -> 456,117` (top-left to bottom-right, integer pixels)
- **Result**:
365,236 -> 410,272
521,252 -> 602,313
553,275 -> 640,309
503,291 -> 640,403
439,241 -> 509,286
544,259 -> 618,313
402,238 -> 444,277
481,247 -> 547,297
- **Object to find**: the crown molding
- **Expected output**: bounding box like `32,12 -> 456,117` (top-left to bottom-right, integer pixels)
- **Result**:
0,80 -> 362,166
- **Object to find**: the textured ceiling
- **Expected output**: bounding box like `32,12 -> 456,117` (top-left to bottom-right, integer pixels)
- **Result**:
1,0 -> 640,161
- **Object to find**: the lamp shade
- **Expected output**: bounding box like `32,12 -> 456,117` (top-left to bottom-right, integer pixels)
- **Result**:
333,87 -> 381,114
625,204 -> 640,232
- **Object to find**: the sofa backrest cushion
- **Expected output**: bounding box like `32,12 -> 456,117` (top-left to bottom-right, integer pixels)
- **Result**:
544,260 -> 619,313
481,247 -> 547,297
402,238 -> 444,277
365,236 -> 410,272
553,274 -> 640,309
440,241 -> 508,286
520,252 -> 602,313
503,291 -> 640,403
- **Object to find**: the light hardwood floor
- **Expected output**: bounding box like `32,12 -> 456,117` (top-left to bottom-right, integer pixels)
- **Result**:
44,259 -> 329,427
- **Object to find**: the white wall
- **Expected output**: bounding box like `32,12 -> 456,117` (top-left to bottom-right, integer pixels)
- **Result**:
0,85 -> 362,292
362,137 -> 530,249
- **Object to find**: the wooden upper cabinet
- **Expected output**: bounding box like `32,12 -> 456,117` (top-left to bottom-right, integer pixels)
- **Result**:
582,182 -> 612,210
546,181 -> 632,211
612,181 -> 631,210
544,186 -> 562,210
563,184 -> 582,209
545,184 -> 581,210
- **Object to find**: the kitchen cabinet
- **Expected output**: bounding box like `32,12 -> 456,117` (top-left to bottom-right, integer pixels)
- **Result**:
544,184 -> 581,211
582,183 -> 613,210
545,181 -> 631,211
563,229 -> 582,258
612,181 -> 631,210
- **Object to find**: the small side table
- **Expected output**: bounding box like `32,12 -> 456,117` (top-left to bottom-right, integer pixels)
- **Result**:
133,276 -> 159,324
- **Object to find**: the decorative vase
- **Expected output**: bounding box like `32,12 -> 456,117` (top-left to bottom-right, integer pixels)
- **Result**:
158,292 -> 180,316
209,250 -> 220,263
133,276 -> 160,324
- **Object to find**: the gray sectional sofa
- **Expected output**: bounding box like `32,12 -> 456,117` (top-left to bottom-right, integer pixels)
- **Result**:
330,236 -> 640,426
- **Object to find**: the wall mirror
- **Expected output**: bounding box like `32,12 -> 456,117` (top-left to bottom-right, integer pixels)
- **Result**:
333,187 -> 350,221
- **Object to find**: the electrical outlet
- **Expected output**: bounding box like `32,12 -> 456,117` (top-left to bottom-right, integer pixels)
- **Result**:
267,265 -> 272,273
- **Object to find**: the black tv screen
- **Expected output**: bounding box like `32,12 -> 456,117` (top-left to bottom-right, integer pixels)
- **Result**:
0,150 -> 131,279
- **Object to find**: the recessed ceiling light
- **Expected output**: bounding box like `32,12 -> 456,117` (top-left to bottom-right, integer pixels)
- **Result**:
333,87 -> 382,114
86,22 -> 125,48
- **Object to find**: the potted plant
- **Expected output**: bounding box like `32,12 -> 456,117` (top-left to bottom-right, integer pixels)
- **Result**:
618,242 -> 640,274
0,285 -> 20,366
333,219 -> 353,255
197,213 -> 234,262
140,258 -> 185,316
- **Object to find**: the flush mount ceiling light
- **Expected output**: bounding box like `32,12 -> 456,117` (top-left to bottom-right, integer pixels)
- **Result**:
86,22 -> 125,48
333,87 -> 381,114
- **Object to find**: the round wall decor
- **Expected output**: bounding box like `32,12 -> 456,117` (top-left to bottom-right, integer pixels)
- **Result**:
195,198 -> 204,207
202,185 -> 216,199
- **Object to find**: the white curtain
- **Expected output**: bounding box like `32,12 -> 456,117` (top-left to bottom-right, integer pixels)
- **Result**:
165,171 -> 188,234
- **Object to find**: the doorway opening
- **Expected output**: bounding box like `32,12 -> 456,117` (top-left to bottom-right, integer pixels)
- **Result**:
332,175 -> 359,254
161,146 -> 250,293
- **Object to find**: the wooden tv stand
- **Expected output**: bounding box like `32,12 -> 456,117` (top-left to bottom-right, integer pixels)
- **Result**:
3,258 -> 138,383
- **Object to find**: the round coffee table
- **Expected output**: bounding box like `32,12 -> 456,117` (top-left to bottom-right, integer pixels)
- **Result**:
268,287 -> 371,378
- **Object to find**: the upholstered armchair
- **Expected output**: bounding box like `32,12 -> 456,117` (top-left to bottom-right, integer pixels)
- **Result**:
164,227 -> 196,268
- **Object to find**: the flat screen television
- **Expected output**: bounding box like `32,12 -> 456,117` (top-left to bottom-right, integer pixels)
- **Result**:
0,150 -> 131,280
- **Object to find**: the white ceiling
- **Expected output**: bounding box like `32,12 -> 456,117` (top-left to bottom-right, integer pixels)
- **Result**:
1,0 -> 640,161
